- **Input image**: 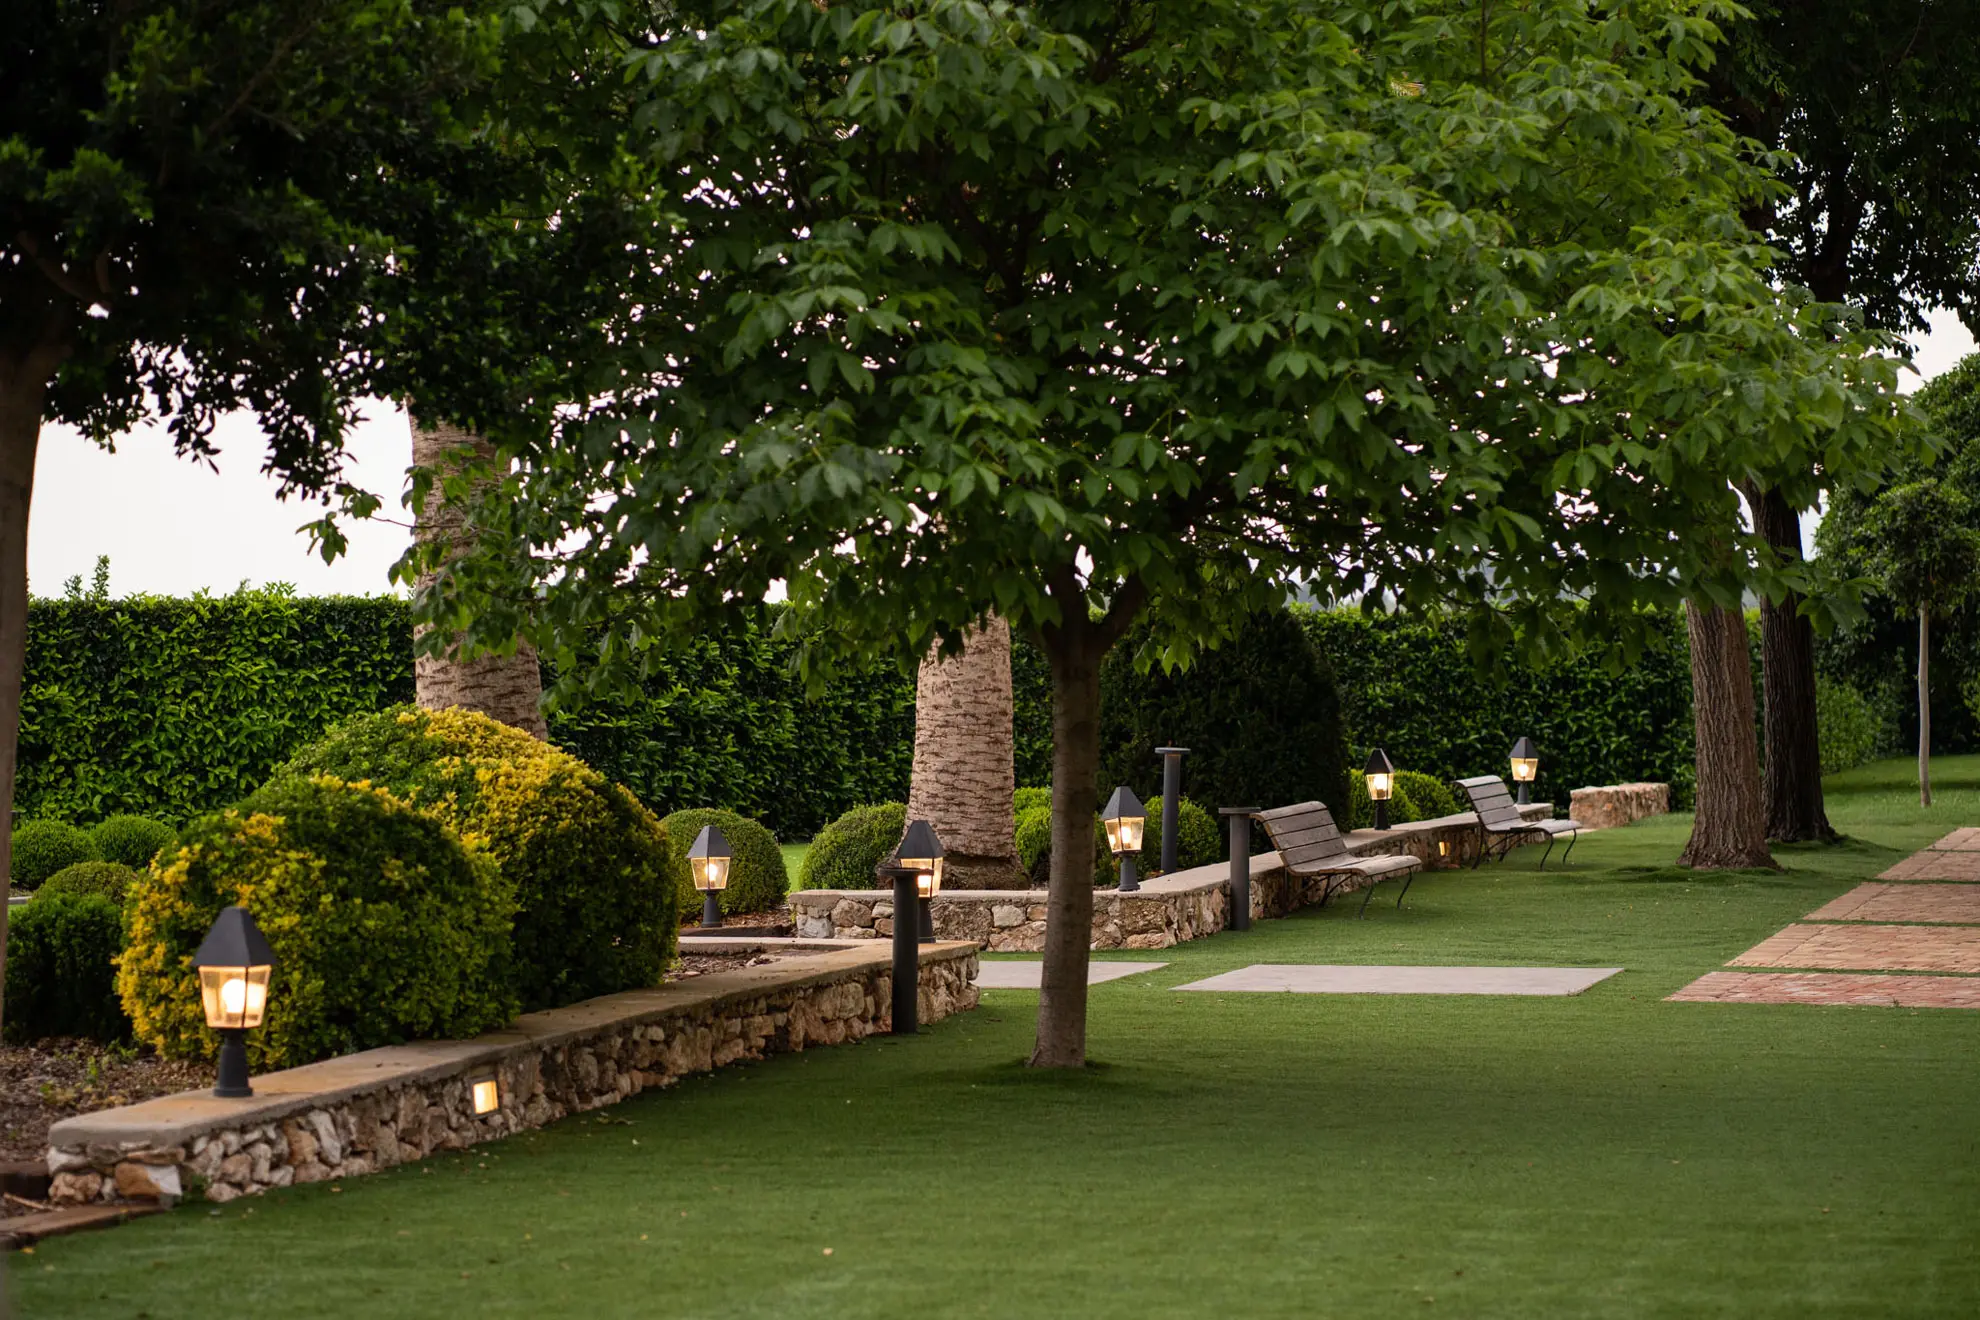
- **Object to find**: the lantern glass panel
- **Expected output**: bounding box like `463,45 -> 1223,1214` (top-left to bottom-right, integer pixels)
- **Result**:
1104,814 -> 1146,855
198,964 -> 271,1029
1367,771 -> 1393,801
1510,757 -> 1538,783
915,870 -> 937,900
691,855 -> 730,891
901,855 -> 942,894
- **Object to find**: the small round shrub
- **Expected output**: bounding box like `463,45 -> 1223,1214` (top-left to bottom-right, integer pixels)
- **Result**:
117,775 -> 519,1069
1012,787 -> 1053,816
1015,806 -> 1113,886
1347,772 -> 1419,830
660,809 -> 788,915
1144,796 -> 1222,873
39,861 -> 141,907
272,707 -> 681,1011
10,820 -> 97,891
1394,772 -> 1459,822
91,815 -> 178,869
799,803 -> 906,891
4,889 -> 128,1044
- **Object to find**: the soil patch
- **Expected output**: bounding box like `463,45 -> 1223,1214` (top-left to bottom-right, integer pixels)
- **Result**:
0,1040 -> 212,1204
666,950 -> 806,982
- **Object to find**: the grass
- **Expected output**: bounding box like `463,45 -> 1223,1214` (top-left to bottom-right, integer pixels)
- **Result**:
779,840 -> 810,884
16,758 -> 1980,1318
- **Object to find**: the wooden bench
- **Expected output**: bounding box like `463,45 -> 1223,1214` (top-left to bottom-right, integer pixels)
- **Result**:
1253,801 -> 1423,917
1453,776 -> 1581,869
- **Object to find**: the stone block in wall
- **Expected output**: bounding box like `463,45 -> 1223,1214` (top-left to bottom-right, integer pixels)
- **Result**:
1568,783 -> 1670,830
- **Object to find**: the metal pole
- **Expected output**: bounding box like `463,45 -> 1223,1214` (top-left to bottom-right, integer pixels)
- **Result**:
1118,853 -> 1138,893
918,895 -> 935,943
214,1027 -> 253,1098
1373,799 -> 1389,832
1155,747 -> 1188,873
1219,807 -> 1259,932
887,867 -> 918,1035
700,891 -> 723,929
1516,782 -> 1531,807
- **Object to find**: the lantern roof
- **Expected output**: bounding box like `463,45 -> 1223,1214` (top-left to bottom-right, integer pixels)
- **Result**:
193,906 -> 275,970
1364,747 -> 1394,775
1101,785 -> 1146,820
896,818 -> 945,862
687,824 -> 731,861
1510,736 -> 1537,759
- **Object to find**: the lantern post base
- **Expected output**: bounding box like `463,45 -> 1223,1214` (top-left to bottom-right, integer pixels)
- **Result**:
1516,783 -> 1531,806
1117,855 -> 1139,893
700,891 -> 724,929
214,1028 -> 253,1099
918,896 -> 935,943
1219,808 -> 1260,932
1372,801 -> 1390,832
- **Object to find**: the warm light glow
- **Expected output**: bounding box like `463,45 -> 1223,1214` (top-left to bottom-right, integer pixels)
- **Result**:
901,855 -> 943,894
1104,814 -> 1146,856
1438,840 -> 1450,858
692,855 -> 730,892
1366,772 -> 1393,801
916,870 -> 937,900
198,964 -> 271,1029
1510,757 -> 1538,783
471,1079 -> 500,1115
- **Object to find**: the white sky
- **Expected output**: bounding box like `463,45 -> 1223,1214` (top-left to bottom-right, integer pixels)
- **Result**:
26,311 -> 1980,599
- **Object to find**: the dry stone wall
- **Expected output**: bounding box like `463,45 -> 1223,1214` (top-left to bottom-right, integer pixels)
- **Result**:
1568,783 -> 1671,830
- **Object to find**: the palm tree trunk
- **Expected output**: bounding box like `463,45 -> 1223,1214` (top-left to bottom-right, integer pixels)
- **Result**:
1678,601 -> 1777,870
905,615 -> 1024,888
410,419 -> 546,738
1919,608 -> 1932,807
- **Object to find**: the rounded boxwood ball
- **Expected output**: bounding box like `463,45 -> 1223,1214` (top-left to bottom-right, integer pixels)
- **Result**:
5,889 -> 128,1044
1144,796 -> 1222,873
90,815 -> 178,870
661,809 -> 788,915
1394,771 -> 1459,822
10,820 -> 97,891
799,803 -> 906,891
39,860 -> 142,908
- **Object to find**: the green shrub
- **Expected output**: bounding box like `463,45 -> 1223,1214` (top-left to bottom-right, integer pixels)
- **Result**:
39,861 -> 141,907
1345,771 -> 1420,831
1013,787 -> 1053,816
1394,771 -> 1460,821
91,815 -> 178,869
4,889 -> 128,1044
117,776 -> 518,1069
272,706 -> 681,1011
799,803 -> 906,890
9,820 -> 96,891
1015,805 -> 1114,886
1144,796 -> 1222,873
660,808 -> 788,915
1820,677 -> 1882,775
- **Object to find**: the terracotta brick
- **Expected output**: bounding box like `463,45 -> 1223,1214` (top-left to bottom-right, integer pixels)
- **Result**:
1669,970 -> 1980,1009
1927,828 -> 1980,852
1877,852 -> 1980,882
1730,923 -> 1980,974
1806,883 -> 1980,925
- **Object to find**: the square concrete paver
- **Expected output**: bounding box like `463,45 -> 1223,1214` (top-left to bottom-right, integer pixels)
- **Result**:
1171,965 -> 1623,996
1877,851 -> 1980,882
1928,828 -> 1980,852
1807,883 -> 1980,925
976,961 -> 1167,990
1730,923 -> 1980,974
1669,970 -> 1980,1009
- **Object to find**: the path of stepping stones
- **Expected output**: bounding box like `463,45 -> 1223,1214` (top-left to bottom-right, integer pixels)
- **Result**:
1669,829 -> 1980,1008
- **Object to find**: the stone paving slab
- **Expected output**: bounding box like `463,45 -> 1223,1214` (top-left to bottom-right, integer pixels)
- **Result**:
1669,970 -> 1980,1009
976,961 -> 1167,989
1170,964 -> 1623,996
1806,883 -> 1980,925
1877,851 -> 1980,882
1730,923 -> 1980,974
1928,828 -> 1980,851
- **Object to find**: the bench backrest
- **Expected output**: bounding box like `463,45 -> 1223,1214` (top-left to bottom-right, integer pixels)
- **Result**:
1455,775 -> 1525,826
1254,802 -> 1351,871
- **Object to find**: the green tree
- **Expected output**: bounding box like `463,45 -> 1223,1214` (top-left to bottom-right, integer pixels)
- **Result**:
420,0 -> 1904,1066
0,0 -> 657,1034
1702,0 -> 1980,841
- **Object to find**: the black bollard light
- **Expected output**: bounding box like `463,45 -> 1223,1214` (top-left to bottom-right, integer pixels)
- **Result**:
887,821 -> 945,1032
687,825 -> 732,929
1509,736 -> 1539,806
1365,748 -> 1395,831
1219,807 -> 1261,931
1103,785 -> 1148,893
193,906 -> 275,1099
1153,747 -> 1189,873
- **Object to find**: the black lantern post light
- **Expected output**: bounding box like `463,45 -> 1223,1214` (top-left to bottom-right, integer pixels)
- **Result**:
687,825 -> 732,930
1509,737 -> 1539,805
884,821 -> 945,1032
193,906 -> 275,1099
1153,747 -> 1188,873
1365,748 -> 1396,831
1102,786 -> 1148,892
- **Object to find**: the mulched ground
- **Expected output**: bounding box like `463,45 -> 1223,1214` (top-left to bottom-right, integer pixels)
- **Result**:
0,1040 -> 213,1198
667,950 -> 804,981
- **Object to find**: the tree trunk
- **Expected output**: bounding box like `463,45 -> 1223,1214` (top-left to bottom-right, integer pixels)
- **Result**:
1678,601 -> 1778,870
1918,608 -> 1932,808
906,615 -> 1025,888
410,419 -> 547,738
1747,485 -> 1835,842
0,356 -> 52,1040
1030,625 -> 1105,1069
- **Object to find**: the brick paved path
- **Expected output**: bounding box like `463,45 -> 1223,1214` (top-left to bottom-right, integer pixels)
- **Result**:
1669,833 -> 1980,1008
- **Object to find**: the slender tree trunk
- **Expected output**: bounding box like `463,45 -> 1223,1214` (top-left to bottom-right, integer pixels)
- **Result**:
1678,601 -> 1778,870
410,419 -> 547,738
0,355 -> 54,1040
1919,608 -> 1932,808
1747,484 -> 1834,841
1031,627 -> 1103,1068
906,615 -> 1025,888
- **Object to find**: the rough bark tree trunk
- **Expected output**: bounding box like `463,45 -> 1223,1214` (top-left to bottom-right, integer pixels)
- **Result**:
1031,626 -> 1103,1068
1747,484 -> 1835,842
0,356 -> 54,1041
1678,601 -> 1778,870
905,615 -> 1025,889
1918,608 -> 1932,808
410,419 -> 547,738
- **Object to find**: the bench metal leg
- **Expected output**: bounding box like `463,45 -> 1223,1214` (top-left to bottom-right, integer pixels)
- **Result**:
1394,870 -> 1415,908
1539,833 -> 1556,870
1561,829 -> 1577,867
1357,880 -> 1378,918
1472,824 -> 1487,869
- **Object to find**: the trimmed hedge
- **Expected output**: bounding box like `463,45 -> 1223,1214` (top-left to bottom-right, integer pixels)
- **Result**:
10,820 -> 96,891
1144,796 -> 1221,873
660,808 -> 788,915
4,889 -> 128,1044
117,776 -> 518,1068
39,861 -> 141,907
273,707 -> 682,1012
797,802 -> 906,891
91,815 -> 177,869
1395,771 -> 1460,821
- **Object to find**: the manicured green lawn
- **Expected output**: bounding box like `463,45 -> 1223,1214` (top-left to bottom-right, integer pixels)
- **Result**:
780,840 -> 810,883
17,760 -> 1980,1318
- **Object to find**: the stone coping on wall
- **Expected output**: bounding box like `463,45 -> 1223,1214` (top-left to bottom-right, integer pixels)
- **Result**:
49,942 -> 978,1207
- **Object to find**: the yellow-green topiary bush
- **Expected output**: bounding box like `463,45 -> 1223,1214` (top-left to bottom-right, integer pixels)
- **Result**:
272,706 -> 683,1010
117,775 -> 518,1069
